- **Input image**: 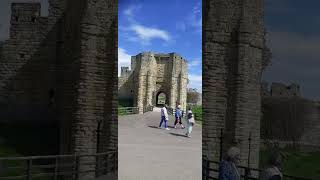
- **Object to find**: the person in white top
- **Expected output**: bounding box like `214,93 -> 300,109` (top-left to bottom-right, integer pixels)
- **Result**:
159,104 -> 170,130
185,107 -> 195,137
260,150 -> 283,180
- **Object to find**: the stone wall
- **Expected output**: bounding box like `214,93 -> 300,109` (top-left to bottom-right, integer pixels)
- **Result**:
203,0 -> 268,176
265,82 -> 301,97
262,97 -> 320,147
118,52 -> 188,112
0,3 -> 56,122
0,1 -> 117,179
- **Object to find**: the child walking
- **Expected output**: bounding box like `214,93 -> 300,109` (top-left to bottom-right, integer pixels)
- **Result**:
185,107 -> 195,137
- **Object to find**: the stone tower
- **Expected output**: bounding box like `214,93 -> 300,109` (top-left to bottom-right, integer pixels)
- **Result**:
0,0 -> 117,179
203,0 -> 270,177
119,52 -> 188,112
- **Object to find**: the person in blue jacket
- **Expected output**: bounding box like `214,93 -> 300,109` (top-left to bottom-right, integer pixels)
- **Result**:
174,105 -> 185,129
219,147 -> 241,180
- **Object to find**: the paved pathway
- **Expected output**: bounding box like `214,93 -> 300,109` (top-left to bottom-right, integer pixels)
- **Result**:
118,108 -> 202,180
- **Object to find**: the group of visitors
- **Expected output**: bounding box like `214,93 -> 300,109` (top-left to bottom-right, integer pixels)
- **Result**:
219,147 -> 283,180
158,104 -> 195,137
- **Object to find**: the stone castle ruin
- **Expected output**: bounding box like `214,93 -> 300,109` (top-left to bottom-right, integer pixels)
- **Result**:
119,52 -> 188,112
0,1 -> 117,179
261,82 -> 301,97
261,82 -> 320,151
203,0 -> 271,176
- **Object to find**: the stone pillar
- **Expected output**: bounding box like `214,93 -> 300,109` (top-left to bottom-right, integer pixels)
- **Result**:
234,0 -> 264,171
179,72 -> 187,112
203,0 -> 265,177
170,58 -> 177,109
146,71 -> 152,106
137,73 -> 144,114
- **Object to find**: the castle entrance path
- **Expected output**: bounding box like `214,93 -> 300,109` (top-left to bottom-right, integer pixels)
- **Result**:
118,107 -> 202,180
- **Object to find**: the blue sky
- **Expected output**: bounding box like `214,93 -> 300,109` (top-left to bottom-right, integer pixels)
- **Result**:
263,0 -> 320,100
118,0 -> 202,92
0,0 -> 319,99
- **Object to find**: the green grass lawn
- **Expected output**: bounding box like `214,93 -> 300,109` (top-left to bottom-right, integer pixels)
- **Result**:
119,98 -> 133,107
0,122 -> 58,180
118,99 -> 134,116
191,105 -> 202,124
118,105 -> 128,116
260,148 -> 320,179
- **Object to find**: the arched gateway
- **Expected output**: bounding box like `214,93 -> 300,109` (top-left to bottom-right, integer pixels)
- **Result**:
156,91 -> 168,106
119,52 -> 188,113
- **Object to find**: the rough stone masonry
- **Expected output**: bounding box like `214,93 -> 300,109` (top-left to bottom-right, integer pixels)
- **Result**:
203,0 -> 271,177
0,0 -> 117,179
119,52 -> 188,112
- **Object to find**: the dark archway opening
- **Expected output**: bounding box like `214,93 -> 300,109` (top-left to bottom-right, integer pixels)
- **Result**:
156,92 -> 167,107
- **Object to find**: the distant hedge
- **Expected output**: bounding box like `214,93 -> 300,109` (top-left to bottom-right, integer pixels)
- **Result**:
191,105 -> 202,122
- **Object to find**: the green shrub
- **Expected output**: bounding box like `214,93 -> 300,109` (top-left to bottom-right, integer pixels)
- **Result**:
190,105 -> 202,122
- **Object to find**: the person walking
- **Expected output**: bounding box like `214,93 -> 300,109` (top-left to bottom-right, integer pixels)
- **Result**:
174,105 -> 185,129
185,107 -> 195,137
159,104 -> 170,130
260,150 -> 283,180
219,147 -> 241,180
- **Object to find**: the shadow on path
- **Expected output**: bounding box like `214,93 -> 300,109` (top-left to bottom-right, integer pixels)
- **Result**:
148,125 -> 176,129
169,132 -> 188,138
148,125 -> 159,129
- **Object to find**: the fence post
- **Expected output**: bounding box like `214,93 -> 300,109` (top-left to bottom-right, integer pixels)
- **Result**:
206,160 -> 210,180
219,128 -> 223,161
247,132 -> 252,179
26,159 -> 32,180
75,155 -> 79,180
244,167 -> 249,180
113,151 -> 117,173
54,156 -> 58,180
202,159 -> 205,180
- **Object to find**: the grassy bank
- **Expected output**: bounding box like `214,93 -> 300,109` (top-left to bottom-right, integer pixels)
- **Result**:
260,148 -> 320,179
190,105 -> 202,123
0,122 -> 59,179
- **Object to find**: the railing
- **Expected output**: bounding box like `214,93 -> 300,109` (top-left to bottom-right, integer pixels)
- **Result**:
202,157 -> 260,180
202,157 -> 313,180
0,151 -> 117,180
118,105 -> 154,116
203,128 -> 314,180
167,107 -> 176,115
118,107 -> 140,115
143,105 -> 153,113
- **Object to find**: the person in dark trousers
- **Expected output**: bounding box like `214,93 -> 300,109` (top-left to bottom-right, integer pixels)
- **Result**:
174,105 -> 185,129
219,147 -> 241,180
159,104 -> 170,130
260,150 -> 283,180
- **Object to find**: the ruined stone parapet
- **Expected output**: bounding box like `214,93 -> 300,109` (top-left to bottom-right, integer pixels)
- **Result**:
270,82 -> 300,97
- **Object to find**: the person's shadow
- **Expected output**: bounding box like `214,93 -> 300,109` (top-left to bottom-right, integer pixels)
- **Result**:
169,132 -> 188,138
148,125 -> 159,129
148,125 -> 175,129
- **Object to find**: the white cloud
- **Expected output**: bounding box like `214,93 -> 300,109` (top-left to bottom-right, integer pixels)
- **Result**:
190,2 -> 202,29
188,59 -> 201,67
123,4 -> 142,23
176,2 -> 202,33
118,47 -> 132,76
130,24 -> 171,45
188,74 -> 202,92
121,4 -> 172,46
